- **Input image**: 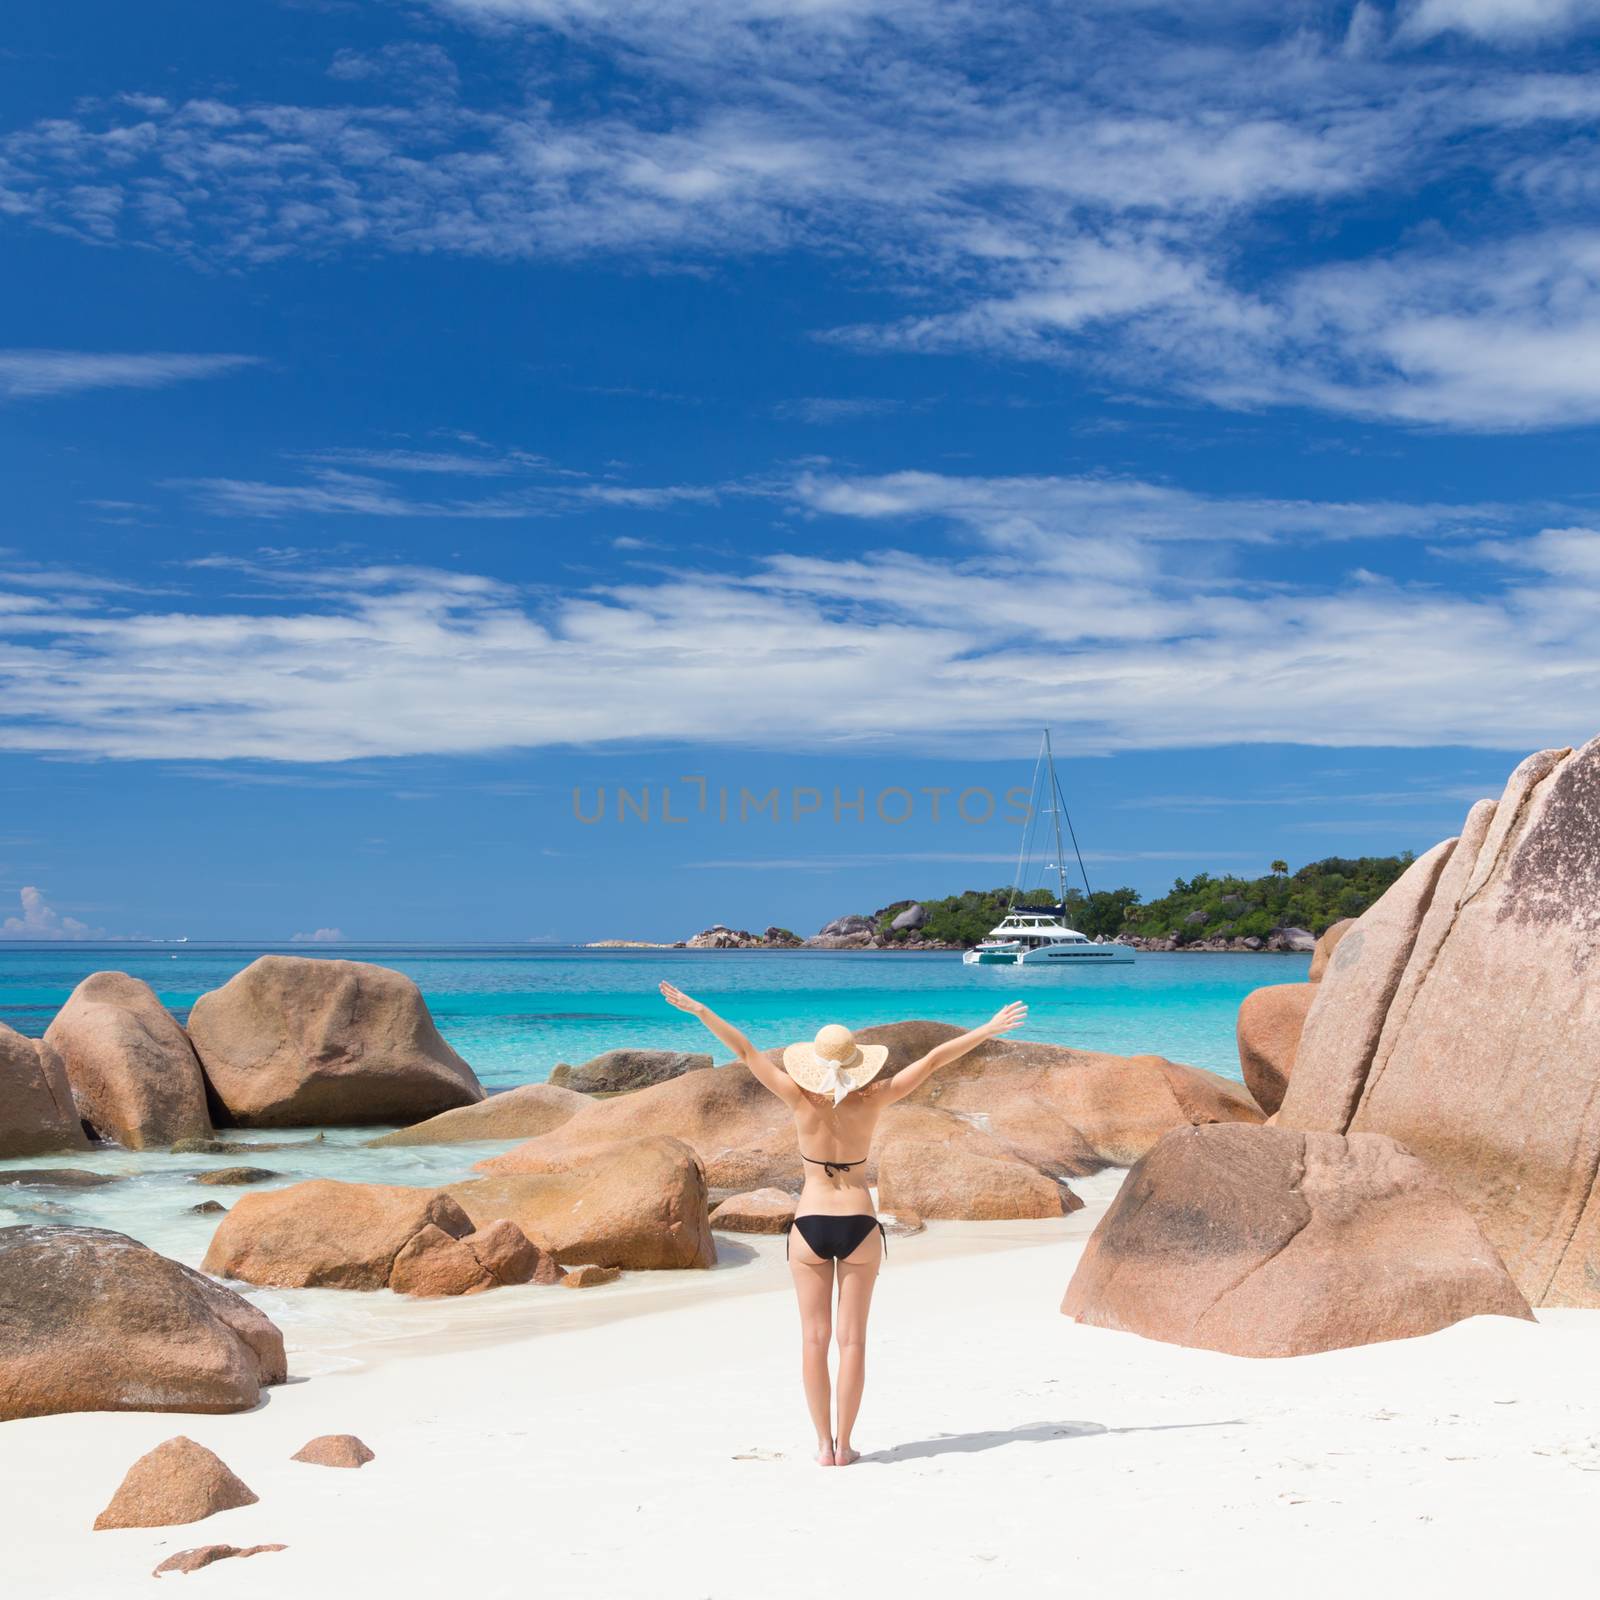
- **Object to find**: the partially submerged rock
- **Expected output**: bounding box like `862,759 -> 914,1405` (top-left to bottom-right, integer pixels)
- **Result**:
561,1264 -> 621,1288
709,1187 -> 797,1234
0,1168 -> 122,1189
0,1025 -> 88,1158
549,1049 -> 712,1095
1062,1123 -> 1533,1356
202,1179 -> 477,1291
43,972 -> 211,1149
454,1135 -> 716,1270
187,955 -> 483,1127
366,1082 -> 586,1147
94,1437 -> 256,1530
291,1433 -> 374,1469
0,1225 -> 285,1421
171,1134 -> 324,1155
1234,982 -> 1315,1117
193,1167 -> 278,1187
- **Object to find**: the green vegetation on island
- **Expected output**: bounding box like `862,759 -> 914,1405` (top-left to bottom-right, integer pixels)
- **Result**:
872,855 -> 1414,946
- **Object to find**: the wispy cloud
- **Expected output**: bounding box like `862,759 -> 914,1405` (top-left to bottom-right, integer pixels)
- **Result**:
6,10 -> 1600,428
1,483 -> 1596,761
0,350 -> 257,401
774,397 -> 905,424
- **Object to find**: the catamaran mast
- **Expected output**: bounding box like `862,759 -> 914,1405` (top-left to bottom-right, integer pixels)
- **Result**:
1044,729 -> 1068,907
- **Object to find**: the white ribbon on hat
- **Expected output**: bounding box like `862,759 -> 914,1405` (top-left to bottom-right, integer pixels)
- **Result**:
816,1057 -> 857,1106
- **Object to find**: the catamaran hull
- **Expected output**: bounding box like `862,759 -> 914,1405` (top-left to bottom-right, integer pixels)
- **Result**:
962,945 -> 1136,966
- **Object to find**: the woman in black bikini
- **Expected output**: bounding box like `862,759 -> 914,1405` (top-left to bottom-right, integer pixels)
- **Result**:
659,983 -> 1027,1467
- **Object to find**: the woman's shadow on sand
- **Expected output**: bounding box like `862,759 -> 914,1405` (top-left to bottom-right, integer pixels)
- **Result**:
863,1417 -> 1240,1464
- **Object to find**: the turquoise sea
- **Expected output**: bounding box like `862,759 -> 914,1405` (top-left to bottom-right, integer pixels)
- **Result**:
0,943 -> 1306,1086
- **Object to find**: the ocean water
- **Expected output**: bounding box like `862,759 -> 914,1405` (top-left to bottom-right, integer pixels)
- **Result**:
0,942 -> 1303,1087
0,944 -> 1300,1309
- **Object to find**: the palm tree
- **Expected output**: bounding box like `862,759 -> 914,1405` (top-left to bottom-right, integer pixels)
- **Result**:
1270,859 -> 1288,876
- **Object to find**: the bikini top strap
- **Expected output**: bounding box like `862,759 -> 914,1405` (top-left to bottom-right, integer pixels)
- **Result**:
800,1152 -> 867,1178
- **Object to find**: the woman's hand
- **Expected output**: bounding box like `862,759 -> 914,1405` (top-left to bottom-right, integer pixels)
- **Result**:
985,1001 -> 1028,1036
659,980 -> 705,1016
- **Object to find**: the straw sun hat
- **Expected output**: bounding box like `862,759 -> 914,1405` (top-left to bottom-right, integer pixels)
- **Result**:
782,1024 -> 889,1104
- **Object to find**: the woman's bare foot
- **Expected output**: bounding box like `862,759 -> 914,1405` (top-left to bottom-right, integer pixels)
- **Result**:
816,1441 -> 835,1467
834,1444 -> 860,1466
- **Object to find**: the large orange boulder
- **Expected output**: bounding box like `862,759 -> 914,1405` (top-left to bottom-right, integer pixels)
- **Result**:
1063,1123 -> 1533,1356
865,1022 -> 1262,1172
94,1437 -> 256,1530
0,1024 -> 88,1158
187,956 -> 483,1127
0,1226 -> 286,1421
1279,837 -> 1461,1133
486,1022 -> 1261,1193
878,1138 -> 1078,1220
366,1082 -> 586,1147
482,1058 -> 796,1189
453,1135 -> 715,1269
1234,983 -> 1315,1116
1276,738 -> 1600,1307
43,972 -> 211,1149
201,1178 -> 476,1290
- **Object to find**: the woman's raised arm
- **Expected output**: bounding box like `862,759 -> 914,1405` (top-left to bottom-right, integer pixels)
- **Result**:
873,1001 -> 1027,1104
658,981 -> 800,1104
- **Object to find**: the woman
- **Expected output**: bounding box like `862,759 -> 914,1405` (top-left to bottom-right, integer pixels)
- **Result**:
660,982 -> 1027,1467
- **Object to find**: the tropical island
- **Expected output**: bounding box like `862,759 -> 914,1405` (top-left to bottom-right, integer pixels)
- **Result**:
590,854 -> 1415,952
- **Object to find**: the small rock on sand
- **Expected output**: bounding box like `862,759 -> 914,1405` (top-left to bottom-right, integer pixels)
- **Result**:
291,1433 -> 375,1469
561,1264 -> 621,1288
153,1544 -> 286,1577
94,1437 -> 257,1530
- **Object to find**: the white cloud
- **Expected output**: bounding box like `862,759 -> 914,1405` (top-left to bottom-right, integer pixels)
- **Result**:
1470,525 -> 1600,578
0,350 -> 257,400
0,486 -> 1596,761
0,886 -> 98,940
291,926 -> 345,942
1400,0 -> 1600,43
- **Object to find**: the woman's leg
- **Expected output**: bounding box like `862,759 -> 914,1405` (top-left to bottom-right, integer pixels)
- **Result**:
832,1231 -> 882,1465
789,1248 -> 836,1464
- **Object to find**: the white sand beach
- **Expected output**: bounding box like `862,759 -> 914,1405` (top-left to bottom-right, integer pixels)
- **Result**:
6,1173 -> 1597,1600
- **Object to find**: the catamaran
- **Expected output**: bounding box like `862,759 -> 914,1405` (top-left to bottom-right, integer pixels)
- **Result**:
962,731 -> 1135,967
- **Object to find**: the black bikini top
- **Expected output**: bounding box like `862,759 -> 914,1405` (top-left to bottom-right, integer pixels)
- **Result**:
801,1152 -> 868,1179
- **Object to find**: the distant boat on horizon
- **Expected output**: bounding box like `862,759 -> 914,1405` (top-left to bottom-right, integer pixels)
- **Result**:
963,730 -> 1134,968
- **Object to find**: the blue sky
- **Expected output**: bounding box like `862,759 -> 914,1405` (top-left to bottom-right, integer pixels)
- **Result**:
2,0 -> 1598,941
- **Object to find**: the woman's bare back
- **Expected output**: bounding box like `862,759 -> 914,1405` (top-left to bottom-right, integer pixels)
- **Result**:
790,1084 -> 891,1216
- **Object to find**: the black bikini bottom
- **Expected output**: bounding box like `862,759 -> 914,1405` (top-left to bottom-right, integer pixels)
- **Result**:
786,1213 -> 886,1262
